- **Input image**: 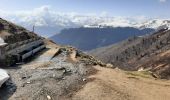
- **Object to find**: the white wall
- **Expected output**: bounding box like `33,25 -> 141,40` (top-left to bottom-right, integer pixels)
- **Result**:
0,37 -> 4,44
7,39 -> 43,55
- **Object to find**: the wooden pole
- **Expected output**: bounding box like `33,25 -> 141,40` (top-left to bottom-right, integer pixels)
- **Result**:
33,25 -> 35,33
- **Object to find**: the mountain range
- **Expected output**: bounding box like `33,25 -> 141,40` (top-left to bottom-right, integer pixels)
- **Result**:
1,7 -> 170,37
50,27 -> 154,51
35,18 -> 170,37
84,19 -> 170,29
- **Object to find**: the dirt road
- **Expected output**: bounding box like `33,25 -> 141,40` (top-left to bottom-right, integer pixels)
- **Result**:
72,65 -> 170,100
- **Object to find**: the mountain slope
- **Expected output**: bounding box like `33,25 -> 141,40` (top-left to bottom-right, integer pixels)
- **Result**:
50,27 -> 154,51
0,18 -> 39,44
72,65 -> 170,100
90,28 -> 170,79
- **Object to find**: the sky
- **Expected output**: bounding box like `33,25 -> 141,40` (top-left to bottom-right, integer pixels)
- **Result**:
0,0 -> 169,18
0,0 -> 169,37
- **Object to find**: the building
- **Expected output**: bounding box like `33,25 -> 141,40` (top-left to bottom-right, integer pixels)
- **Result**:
0,18 -> 46,66
0,37 -> 46,66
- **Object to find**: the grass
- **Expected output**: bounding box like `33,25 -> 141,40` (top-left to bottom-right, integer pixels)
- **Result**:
125,71 -> 153,79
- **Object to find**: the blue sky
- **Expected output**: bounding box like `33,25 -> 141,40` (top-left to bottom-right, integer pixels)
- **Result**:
0,0 -> 169,37
0,0 -> 169,18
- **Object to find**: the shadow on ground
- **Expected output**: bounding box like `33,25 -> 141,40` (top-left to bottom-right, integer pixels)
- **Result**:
0,79 -> 16,100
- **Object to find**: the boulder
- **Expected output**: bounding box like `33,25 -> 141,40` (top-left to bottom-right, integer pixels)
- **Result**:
0,69 -> 9,88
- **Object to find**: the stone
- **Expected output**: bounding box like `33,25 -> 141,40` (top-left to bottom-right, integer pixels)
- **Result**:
26,81 -> 31,84
106,63 -> 113,68
47,95 -> 51,100
83,78 -> 86,81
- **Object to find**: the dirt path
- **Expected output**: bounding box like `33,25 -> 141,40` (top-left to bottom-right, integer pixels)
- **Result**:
72,65 -> 170,100
22,48 -> 60,69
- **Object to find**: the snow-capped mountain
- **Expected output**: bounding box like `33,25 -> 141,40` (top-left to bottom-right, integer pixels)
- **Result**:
83,19 -> 170,30
0,6 -> 169,37
134,19 -> 170,29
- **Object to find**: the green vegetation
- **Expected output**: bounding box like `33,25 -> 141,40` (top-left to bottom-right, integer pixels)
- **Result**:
125,71 -> 154,79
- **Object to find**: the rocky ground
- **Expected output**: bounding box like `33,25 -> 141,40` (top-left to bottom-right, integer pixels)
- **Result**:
0,42 -> 102,100
1,42 -> 170,100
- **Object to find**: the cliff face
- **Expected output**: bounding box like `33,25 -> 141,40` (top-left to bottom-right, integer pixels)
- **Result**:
0,18 -> 38,44
90,29 -> 170,79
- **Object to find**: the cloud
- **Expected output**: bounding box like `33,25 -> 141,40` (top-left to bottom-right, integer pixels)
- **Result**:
0,5 -> 71,27
0,5 -> 167,37
0,5 -> 150,27
159,0 -> 167,3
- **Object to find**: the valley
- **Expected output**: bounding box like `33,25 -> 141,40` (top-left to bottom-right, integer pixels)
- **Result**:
50,27 -> 154,50
1,17 -> 170,100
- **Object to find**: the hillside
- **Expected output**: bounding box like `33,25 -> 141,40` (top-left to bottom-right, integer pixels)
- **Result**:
0,17 -> 106,99
72,65 -> 170,100
90,28 -> 170,79
50,27 -> 154,51
0,18 -> 39,44
3,39 -> 170,100
0,18 -> 107,100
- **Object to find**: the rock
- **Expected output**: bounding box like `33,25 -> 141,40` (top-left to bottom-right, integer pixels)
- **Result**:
21,76 -> 27,79
138,67 -> 144,72
26,81 -> 31,84
52,74 -> 56,77
21,84 -> 25,87
83,78 -> 86,81
106,63 -> 113,68
47,95 -> 51,100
